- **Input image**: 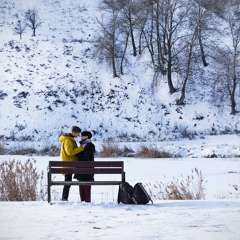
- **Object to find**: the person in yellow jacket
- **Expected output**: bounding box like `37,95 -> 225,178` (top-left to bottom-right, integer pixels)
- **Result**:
59,126 -> 85,201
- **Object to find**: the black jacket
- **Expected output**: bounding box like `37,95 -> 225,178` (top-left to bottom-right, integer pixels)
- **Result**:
74,141 -> 95,181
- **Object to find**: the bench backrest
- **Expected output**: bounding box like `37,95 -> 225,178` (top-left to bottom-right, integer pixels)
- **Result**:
48,161 -> 124,175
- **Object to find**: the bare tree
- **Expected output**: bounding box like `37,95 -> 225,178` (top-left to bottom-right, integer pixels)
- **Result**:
221,10 -> 239,114
141,0 -> 156,67
13,20 -> 26,40
96,1 -> 122,78
117,0 -> 138,56
212,4 -> 240,115
176,27 -> 198,105
190,1 -> 223,68
191,3 -> 210,67
162,0 -> 194,94
23,8 -> 42,36
139,0 -> 166,74
140,0 -> 193,94
137,16 -> 147,55
120,32 -> 130,74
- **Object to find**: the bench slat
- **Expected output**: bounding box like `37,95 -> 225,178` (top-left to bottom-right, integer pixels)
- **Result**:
51,168 -> 123,174
51,181 -> 122,186
49,161 -> 123,168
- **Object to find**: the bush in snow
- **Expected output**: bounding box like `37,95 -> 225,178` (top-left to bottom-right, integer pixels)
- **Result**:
0,159 -> 46,201
135,144 -> 176,158
98,142 -> 123,157
145,168 -> 206,200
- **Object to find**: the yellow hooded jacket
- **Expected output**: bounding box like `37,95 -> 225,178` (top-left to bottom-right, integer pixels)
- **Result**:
59,133 -> 84,162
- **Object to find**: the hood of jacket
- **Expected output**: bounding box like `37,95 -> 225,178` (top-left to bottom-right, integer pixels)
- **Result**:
59,133 -> 74,143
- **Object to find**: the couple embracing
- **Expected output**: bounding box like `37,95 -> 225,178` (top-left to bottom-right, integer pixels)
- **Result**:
59,126 -> 95,202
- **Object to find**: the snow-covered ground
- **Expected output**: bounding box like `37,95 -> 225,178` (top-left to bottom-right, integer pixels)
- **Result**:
1,199 -> 240,240
0,136 -> 240,240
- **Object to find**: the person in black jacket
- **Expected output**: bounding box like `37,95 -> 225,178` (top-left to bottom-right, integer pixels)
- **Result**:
74,131 -> 95,202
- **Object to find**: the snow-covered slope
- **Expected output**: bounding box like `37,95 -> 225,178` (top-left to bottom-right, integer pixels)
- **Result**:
0,0 -> 239,144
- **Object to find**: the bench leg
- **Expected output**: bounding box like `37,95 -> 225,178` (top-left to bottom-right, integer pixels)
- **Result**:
48,185 -> 51,203
123,172 -> 126,182
47,172 -> 51,203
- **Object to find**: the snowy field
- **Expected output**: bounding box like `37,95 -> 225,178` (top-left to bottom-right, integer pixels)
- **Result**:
0,198 -> 240,240
0,147 -> 240,239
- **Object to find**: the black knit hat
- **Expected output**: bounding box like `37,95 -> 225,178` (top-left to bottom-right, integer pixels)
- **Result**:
81,131 -> 92,139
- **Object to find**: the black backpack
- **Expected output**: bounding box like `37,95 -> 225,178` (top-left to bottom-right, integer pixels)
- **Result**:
131,182 -> 153,205
117,182 -> 134,204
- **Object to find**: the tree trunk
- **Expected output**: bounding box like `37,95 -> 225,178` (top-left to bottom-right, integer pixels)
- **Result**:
111,44 -> 118,78
167,64 -> 177,94
143,29 -> 155,66
138,29 -> 143,55
167,48 -> 177,94
230,75 -> 237,115
156,1 -> 166,75
230,93 -> 236,115
128,9 -> 137,57
120,33 -> 129,75
176,84 -> 186,105
177,30 -> 197,104
112,56 -> 118,78
198,28 -> 208,67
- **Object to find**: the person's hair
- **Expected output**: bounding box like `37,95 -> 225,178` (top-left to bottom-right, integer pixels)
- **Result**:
71,126 -> 81,133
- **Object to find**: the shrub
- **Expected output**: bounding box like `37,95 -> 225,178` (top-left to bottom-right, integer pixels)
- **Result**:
0,158 -> 46,201
98,142 -> 134,157
97,143 -> 177,158
0,143 -> 5,154
39,144 -> 60,156
145,168 -> 206,200
135,144 -> 175,158
122,145 -> 135,157
98,142 -> 122,157
0,142 -> 60,156
178,126 -> 197,140
9,147 -> 37,155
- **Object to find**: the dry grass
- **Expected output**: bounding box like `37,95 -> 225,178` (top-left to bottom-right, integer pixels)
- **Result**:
0,142 -> 60,156
0,143 -> 5,155
97,142 -> 175,158
0,158 -> 46,201
121,145 -> 135,157
98,142 -> 122,157
145,168 -> 206,200
9,147 -> 38,155
39,144 -> 60,156
135,144 -> 175,158
97,142 -> 134,157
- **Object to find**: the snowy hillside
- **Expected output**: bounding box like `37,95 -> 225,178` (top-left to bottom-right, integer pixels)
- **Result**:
0,0 -> 239,144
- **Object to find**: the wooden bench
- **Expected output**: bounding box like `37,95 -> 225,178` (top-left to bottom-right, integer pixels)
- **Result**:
47,161 -> 126,203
